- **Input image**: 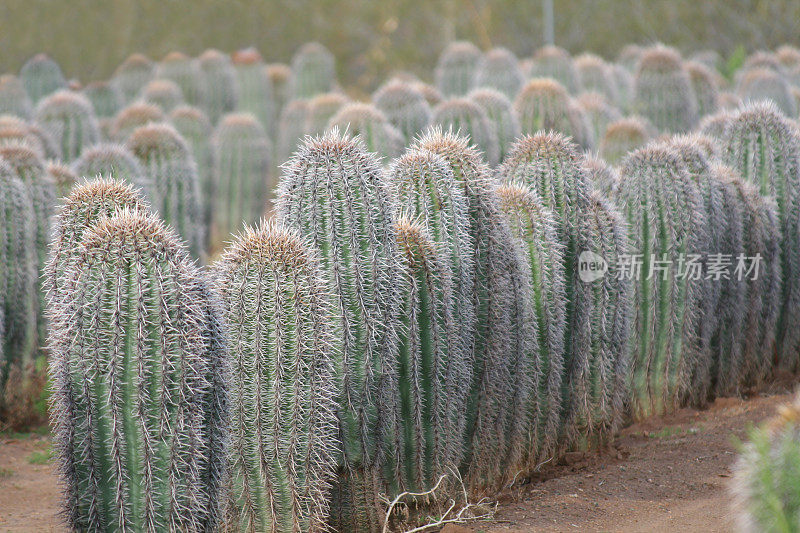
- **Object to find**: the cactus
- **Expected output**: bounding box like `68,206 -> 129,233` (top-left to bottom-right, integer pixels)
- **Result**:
267,63 -> 292,115
290,42 -> 336,99
720,102 -> 800,372
215,220 -> 338,533
615,145 -> 706,418
633,45 -> 698,133
599,116 -> 653,165
232,48 -> 276,136
575,54 -> 618,103
530,46 -> 581,94
198,49 -> 239,124
473,47 -> 524,100
776,45 -> 800,68
211,113 -> 273,245
685,61 -> 721,118
434,41 -> 482,98
112,54 -> 155,104
304,92 -> 349,135
732,391 -> 800,533
412,81 -> 444,108
0,143 -> 55,346
584,153 -> 621,197
432,98 -> 500,166
514,79 -> 593,149
617,44 -> 644,72
0,160 -> 37,387
0,75 -> 33,119
373,80 -> 432,142
413,128 -> 536,493
698,109 -> 735,141
155,51 -> 205,109
576,92 -> 622,150
328,103 -> 404,159
110,101 -> 165,141
20,53 -> 66,104
46,161 -> 77,199
496,183 -> 567,464
141,79 -> 185,112
72,143 -> 151,198
469,88 -> 521,163
611,65 -> 634,111
47,209 -> 227,532
393,218 -> 471,493
34,90 -> 100,161
127,122 -> 205,260
738,68 -> 797,118
276,130 -> 404,530
170,105 -> 215,234
82,81 -> 122,120
278,100 -> 310,163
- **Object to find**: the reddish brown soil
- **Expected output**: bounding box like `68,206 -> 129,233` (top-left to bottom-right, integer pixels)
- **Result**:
0,388 -> 794,532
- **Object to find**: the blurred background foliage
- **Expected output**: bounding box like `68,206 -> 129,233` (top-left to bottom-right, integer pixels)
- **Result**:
1,0 -> 798,94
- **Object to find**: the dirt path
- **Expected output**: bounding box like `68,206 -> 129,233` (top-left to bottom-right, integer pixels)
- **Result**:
0,390 -> 794,532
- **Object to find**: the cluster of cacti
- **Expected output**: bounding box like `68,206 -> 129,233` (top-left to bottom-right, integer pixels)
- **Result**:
34,90 -> 100,161
291,42 -> 336,99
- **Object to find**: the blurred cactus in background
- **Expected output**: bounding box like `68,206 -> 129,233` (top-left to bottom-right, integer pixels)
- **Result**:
45,161 -> 77,199
737,67 -> 797,118
633,45 -> 698,133
110,101 -> 165,141
72,143 -> 151,199
267,63 -> 292,134
34,90 -> 100,161
469,88 -> 521,163
530,46 -> 581,94
685,61 -> 721,118
20,53 -> 66,104
328,102 -> 404,159
373,80 -> 432,142
291,42 -> 336,99
232,48 -> 275,136
576,92 -> 622,150
198,49 -> 238,124
584,153 -> 620,198
599,116 -> 653,164
170,105 -> 214,233
155,51 -> 205,109
278,99 -> 310,163
515,79 -> 593,149
473,47 -> 524,100
112,53 -> 154,104
433,98 -> 500,166
304,92 -> 349,135
81,80 -> 122,121
435,41 -> 482,98
141,78 -> 185,112
575,54 -> 618,103
0,74 -> 33,118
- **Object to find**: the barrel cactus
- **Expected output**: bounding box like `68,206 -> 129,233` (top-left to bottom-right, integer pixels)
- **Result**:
304,92 -> 349,136
599,116 -> 653,164
141,79 -> 185,113
575,54 -> 618,103
20,53 -> 66,104
278,99 -> 310,163
434,41 -> 482,98
267,63 -> 292,118
530,46 -> 581,94
327,102 -> 404,159
127,123 -> 205,260
48,209 -> 227,532
719,102 -> 800,372
373,80 -> 432,142
473,47 -> 524,100
72,142 -> 151,198
215,220 -> 339,533
110,101 -> 165,141
276,130 -> 404,531
34,90 -> 100,162
515,79 -> 593,149
155,51 -> 205,109
584,154 -> 621,197
432,98 -> 500,166
82,81 -> 122,121
112,53 -> 155,104
0,74 -> 33,118
469,88 -> 520,163
685,61 -> 721,118
737,68 -> 797,118
290,42 -> 336,99
633,45 -> 698,133
576,92 -> 622,150
616,145 -> 706,418
198,49 -> 239,124
232,48 -> 275,135
46,161 -> 77,199
211,113 -> 272,244
170,105 -> 215,232
698,110 -> 735,141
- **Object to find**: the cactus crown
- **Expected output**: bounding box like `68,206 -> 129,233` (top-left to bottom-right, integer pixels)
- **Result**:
636,45 -> 684,74
328,102 -> 404,158
111,101 -> 165,140
306,92 -> 349,134
141,79 -> 184,109
72,142 -> 148,191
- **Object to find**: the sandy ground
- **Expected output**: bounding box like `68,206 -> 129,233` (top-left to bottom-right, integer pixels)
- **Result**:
0,389 -> 794,532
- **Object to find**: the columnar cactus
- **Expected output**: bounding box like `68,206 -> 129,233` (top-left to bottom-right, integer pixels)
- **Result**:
685,61 -> 721,118
530,46 -> 581,94
170,106 -> 215,232
514,79 -> 593,149
575,54 -> 618,103
198,49 -> 239,124
34,90 -> 100,161
290,42 -> 336,99
278,100 -> 310,163
110,101 -> 165,141
633,45 -> 698,133
413,128 -> 536,493
732,391 -> 800,533
81,81 -> 122,121
584,154 -> 621,197
127,123 -> 205,260
473,47 -> 524,100
0,74 -> 33,118
112,53 -> 155,104
434,41 -> 482,98
611,64 -> 634,111
737,68 -> 797,118
394,218 -> 471,493
304,92 -> 349,135
496,183 -> 567,463
698,110 -> 735,141
412,81 -> 444,108
155,51 -> 205,109
232,48 -> 276,135
599,116 -> 653,164
0,160 -> 37,384
576,92 -> 622,150
141,79 -> 185,112
373,80 -> 432,142
20,53 -> 66,104
720,102 -> 800,372
432,98 -> 500,166
615,145 -> 706,418
327,103 -> 404,159
215,220 -> 339,533
72,143 -> 151,198
469,88 -> 521,163
48,209 -> 227,532
212,113 -> 272,244
266,63 -> 292,120
46,161 -> 77,199
276,130 -> 404,531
